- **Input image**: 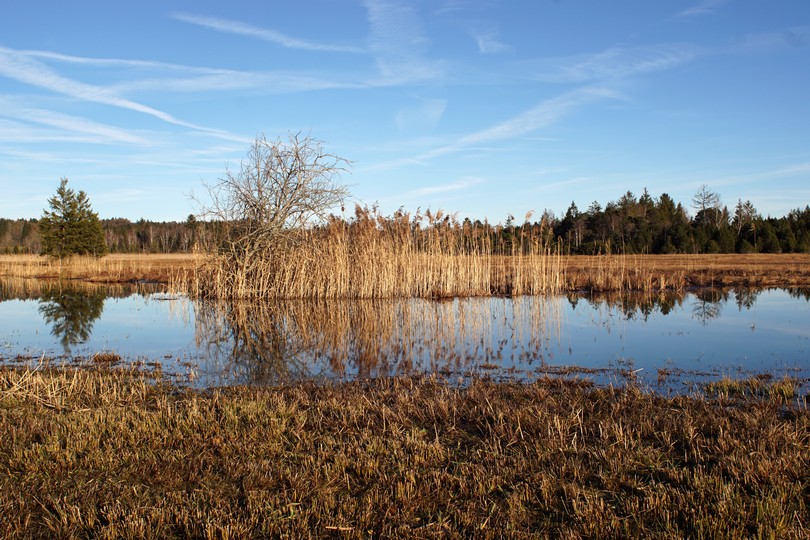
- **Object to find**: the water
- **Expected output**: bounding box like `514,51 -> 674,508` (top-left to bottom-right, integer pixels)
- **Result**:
1,280 -> 808,393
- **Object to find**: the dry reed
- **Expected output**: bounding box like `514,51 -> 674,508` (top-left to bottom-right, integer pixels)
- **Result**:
195,207 -> 566,300
2,243 -> 808,301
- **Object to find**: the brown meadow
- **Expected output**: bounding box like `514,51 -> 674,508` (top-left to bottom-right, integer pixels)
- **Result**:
1,367 -> 808,538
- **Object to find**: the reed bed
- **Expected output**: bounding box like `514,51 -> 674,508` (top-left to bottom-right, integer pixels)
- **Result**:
194,208 -> 566,300
561,253 -> 810,291
1,366 -> 808,538
2,245 -> 808,300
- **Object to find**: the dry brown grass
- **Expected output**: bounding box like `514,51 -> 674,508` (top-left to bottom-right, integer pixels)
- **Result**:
2,252 -> 809,297
563,253 -> 810,290
0,253 -> 200,284
194,209 -> 565,299
1,367 -> 808,538
0,275 -> 163,301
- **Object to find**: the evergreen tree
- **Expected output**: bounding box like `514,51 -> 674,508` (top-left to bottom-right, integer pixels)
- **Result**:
39,178 -> 107,257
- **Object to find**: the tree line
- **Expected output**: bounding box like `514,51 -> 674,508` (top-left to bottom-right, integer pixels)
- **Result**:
548,186 -> 810,254
1,185 -> 808,256
0,215 -> 203,255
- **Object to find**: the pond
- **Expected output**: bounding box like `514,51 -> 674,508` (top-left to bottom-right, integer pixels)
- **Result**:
1,279 -> 808,394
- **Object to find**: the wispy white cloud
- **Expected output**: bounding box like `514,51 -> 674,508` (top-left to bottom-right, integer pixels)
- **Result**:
407,177 -> 483,197
18,49 -> 216,71
421,86 -> 618,160
0,97 -> 148,145
701,162 -> 810,189
0,47 -> 187,126
172,12 -> 364,53
527,43 -> 699,84
16,46 -> 362,95
0,119 -> 101,145
719,25 -> 810,54
374,176 -> 485,209
364,85 -> 617,173
363,0 -> 444,84
395,98 -> 447,133
0,46 -> 242,141
472,29 -> 510,54
677,0 -> 729,18
170,4 -> 448,90
112,71 -> 360,95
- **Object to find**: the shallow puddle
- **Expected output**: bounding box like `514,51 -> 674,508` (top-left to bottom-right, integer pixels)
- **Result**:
1,280 -> 808,393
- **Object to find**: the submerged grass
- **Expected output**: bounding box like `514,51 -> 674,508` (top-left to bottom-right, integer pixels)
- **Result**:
1,367 -> 808,538
705,374 -> 799,402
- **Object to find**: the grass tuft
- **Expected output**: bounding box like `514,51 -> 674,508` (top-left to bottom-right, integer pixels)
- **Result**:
705,375 -> 798,402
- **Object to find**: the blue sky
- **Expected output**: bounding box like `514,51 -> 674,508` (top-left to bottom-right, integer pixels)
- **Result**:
1,0 -> 808,222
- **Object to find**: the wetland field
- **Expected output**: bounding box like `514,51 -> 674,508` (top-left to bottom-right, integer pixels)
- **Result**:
1,253 -> 809,537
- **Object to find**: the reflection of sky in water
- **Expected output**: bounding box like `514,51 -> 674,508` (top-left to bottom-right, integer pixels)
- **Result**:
0,295 -> 197,364
0,285 -> 808,392
559,291 -> 809,375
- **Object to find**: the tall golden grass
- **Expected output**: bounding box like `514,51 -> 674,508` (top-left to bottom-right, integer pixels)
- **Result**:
3,226 -> 808,301
193,207 -> 568,300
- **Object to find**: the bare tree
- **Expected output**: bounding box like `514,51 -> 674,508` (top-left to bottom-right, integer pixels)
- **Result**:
193,132 -> 351,297
691,184 -> 722,227
199,133 -> 350,230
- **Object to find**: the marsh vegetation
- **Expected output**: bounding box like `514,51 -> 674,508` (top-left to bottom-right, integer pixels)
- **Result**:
1,368 -> 808,538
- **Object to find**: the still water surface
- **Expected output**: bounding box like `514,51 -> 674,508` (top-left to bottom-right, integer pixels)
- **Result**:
1,281 -> 808,393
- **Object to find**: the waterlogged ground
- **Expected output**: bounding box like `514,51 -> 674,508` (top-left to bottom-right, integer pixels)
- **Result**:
0,279 -> 808,393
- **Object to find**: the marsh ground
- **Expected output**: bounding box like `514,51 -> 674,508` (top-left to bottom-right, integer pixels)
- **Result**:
1,368 -> 808,538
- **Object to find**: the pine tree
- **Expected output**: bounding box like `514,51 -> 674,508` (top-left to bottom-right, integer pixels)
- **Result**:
39,178 -> 108,257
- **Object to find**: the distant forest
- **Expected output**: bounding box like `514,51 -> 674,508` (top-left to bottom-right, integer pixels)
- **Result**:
2,188 -> 810,255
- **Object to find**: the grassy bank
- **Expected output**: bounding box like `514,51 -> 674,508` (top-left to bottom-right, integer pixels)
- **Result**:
1,367 -> 808,538
2,253 -> 809,297
0,253 -> 200,285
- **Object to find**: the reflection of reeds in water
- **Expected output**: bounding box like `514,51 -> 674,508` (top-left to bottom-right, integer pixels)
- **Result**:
192,296 -> 567,385
193,291 -> 697,385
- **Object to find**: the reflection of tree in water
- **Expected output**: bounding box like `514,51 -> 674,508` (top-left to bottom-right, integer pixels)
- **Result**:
194,297 -> 564,385
38,286 -> 106,353
734,289 -> 760,310
787,288 -> 810,302
578,289 -> 746,326
581,291 -> 686,321
196,298 -> 431,384
195,299 -> 348,385
691,289 -> 728,325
